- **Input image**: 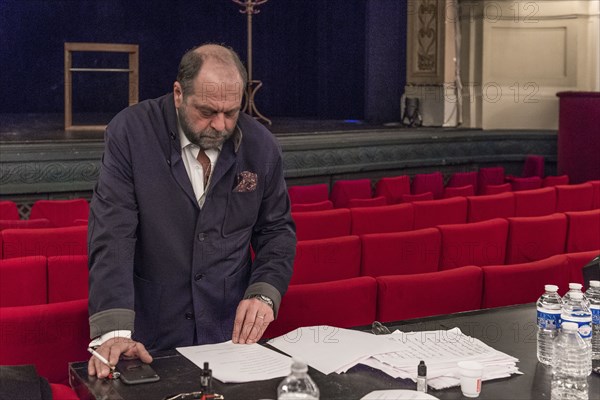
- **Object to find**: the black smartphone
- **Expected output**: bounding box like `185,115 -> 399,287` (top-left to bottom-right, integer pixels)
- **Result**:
116,359 -> 160,385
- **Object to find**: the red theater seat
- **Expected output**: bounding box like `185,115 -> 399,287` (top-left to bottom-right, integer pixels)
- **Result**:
564,250 -> 600,289
412,197 -> 468,229
401,192 -> 434,203
513,187 -> 556,217
350,203 -> 414,235
481,183 -> 512,195
0,201 -> 19,220
447,171 -> 478,192
292,209 -> 352,241
347,196 -> 387,208
438,218 -> 509,271
291,236 -> 361,285
542,175 -> 569,187
522,155 -> 545,178
467,192 -> 515,223
264,277 -> 377,338
288,184 -> 329,205
1,226 -> 88,259
0,256 -> 47,307
47,255 -> 89,303
291,200 -> 334,212
443,185 -> 475,198
565,210 -> 600,253
511,176 -> 542,191
360,228 -> 441,277
375,176 -> 411,204
376,266 -> 483,322
0,218 -> 51,231
506,213 -> 568,264
0,299 -> 90,383
482,255 -> 569,308
478,167 -> 505,194
590,180 -> 600,209
412,172 -> 444,199
330,179 -> 372,208
555,183 -> 594,212
50,384 -> 80,400
30,199 -> 90,227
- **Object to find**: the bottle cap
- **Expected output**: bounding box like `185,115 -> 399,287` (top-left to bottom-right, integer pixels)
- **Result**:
590,280 -> 600,288
561,322 -> 578,331
418,360 -> 427,376
569,283 -> 583,290
544,284 -> 558,292
291,358 -> 308,373
571,292 -> 583,299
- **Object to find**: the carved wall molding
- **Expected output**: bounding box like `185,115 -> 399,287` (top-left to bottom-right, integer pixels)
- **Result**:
407,0 -> 446,84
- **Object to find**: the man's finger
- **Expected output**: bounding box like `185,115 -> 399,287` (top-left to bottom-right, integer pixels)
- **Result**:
232,301 -> 250,343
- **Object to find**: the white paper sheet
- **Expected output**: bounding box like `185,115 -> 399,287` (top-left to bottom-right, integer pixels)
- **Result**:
177,340 -> 291,383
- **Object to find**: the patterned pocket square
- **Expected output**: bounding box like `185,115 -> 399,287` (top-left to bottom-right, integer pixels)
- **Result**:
233,171 -> 258,192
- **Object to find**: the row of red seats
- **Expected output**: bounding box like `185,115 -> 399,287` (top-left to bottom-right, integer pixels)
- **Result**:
0,199 -> 89,227
0,225 -> 87,259
290,211 -> 599,284
288,166 -> 573,210
264,250 -> 597,338
293,183 -> 600,240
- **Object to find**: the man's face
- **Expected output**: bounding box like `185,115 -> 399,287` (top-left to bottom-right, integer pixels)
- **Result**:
174,61 -> 243,150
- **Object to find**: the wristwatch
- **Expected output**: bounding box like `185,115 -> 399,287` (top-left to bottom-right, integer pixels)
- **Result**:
252,294 -> 274,309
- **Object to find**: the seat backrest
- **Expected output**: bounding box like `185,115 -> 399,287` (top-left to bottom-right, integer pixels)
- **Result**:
506,213 -> 568,264
1,226 -> 88,259
522,155 -> 545,178
347,196 -> 387,208
511,176 -> 542,191
0,201 -> 20,220
291,236 -> 361,285
555,183 -> 594,212
350,203 -> 414,236
288,184 -> 329,205
291,200 -> 334,212
480,183 -> 512,195
0,256 -> 47,306
412,197 -> 468,229
443,184 -> 475,199
376,266 -> 483,322
447,171 -> 478,191
542,175 -> 569,187
360,228 -> 441,277
467,192 -> 515,223
513,187 -> 556,217
482,255 -> 569,308
401,192 -> 434,203
564,250 -> 600,290
0,218 -> 52,232
292,209 -> 352,241
0,299 -> 90,383
478,167 -> 505,194
411,172 -> 444,199
565,210 -> 600,253
264,276 -> 377,338
47,255 -> 89,303
375,176 -> 411,204
330,179 -> 373,208
590,180 -> 600,209
30,199 -> 90,227
439,218 -> 509,270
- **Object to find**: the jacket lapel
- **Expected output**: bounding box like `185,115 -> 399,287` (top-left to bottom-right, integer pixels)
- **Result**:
209,137 -> 236,191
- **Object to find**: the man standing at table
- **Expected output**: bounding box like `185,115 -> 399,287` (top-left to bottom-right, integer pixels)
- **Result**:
87,44 -> 296,378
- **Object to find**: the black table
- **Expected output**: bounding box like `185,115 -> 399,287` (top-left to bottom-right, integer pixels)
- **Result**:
69,304 -> 600,399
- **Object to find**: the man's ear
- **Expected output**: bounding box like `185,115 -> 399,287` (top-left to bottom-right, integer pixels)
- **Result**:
173,82 -> 183,108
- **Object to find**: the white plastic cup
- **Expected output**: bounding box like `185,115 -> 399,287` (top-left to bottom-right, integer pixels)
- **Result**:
457,361 -> 483,398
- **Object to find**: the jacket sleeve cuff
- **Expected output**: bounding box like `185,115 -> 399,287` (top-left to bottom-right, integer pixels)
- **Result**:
244,282 -> 282,319
89,308 -> 135,339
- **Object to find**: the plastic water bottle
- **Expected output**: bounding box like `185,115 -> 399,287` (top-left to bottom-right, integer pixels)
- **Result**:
585,280 -> 600,360
563,283 -> 589,307
551,322 -> 589,400
277,359 -> 319,400
561,291 -> 592,375
536,284 -> 562,365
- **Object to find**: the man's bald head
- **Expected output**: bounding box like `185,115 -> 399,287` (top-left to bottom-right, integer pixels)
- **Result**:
176,44 -> 248,98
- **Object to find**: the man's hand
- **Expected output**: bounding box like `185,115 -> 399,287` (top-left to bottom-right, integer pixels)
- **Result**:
232,298 -> 274,344
87,337 -> 153,378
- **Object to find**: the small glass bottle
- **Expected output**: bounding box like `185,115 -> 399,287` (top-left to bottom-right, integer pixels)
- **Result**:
417,360 -> 427,393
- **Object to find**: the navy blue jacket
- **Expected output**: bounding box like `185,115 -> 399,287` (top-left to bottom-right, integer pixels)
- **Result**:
88,93 -> 296,350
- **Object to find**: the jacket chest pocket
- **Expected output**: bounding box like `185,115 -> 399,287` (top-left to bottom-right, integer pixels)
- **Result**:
222,189 -> 260,237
